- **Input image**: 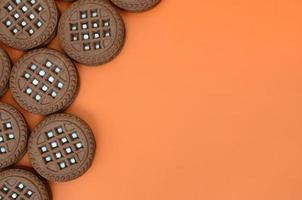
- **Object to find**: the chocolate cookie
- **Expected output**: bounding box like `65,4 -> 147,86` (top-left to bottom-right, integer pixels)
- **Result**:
10,48 -> 79,115
58,0 -> 125,66
110,0 -> 160,12
28,113 -> 96,182
0,49 -> 11,96
0,0 -> 59,50
0,168 -> 50,200
0,103 -> 28,169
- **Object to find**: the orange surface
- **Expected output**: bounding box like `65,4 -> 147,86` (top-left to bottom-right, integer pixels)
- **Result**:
1,0 -> 302,199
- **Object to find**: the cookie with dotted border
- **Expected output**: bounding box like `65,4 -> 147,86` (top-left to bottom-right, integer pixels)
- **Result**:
0,102 -> 28,169
0,48 -> 11,96
110,0 -> 160,12
10,48 -> 79,115
58,0 -> 125,66
0,168 -> 50,200
28,113 -> 96,182
0,0 -> 59,50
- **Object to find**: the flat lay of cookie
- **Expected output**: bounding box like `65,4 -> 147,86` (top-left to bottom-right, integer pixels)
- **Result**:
0,0 -> 161,199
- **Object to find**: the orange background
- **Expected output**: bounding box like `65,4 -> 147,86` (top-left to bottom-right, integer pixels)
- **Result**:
1,0 -> 302,199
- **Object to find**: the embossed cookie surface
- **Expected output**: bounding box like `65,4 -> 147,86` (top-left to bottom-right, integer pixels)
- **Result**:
0,168 -> 50,200
28,113 -> 96,182
10,48 -> 78,115
0,0 -> 59,50
58,0 -> 125,65
111,0 -> 160,12
0,49 -> 11,96
0,103 -> 28,169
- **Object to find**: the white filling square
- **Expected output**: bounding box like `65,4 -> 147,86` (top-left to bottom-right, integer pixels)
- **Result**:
55,152 -> 62,159
51,141 -> 58,148
42,85 -> 48,92
0,147 -> 6,153
21,20 -> 27,27
44,156 -> 51,163
65,147 -> 72,154
14,13 -> 20,19
30,0 -> 36,5
38,70 -> 46,77
27,190 -> 33,196
47,131 -> 54,138
83,33 -> 89,40
35,94 -> 41,101
70,158 -> 76,164
82,23 -> 88,29
51,91 -> 57,97
5,20 -> 12,27
11,193 -> 18,199
22,6 -> 28,12
5,122 -> 12,129
29,13 -> 35,20
56,127 -> 63,133
41,146 -> 47,152
30,64 -> 37,70
15,0 -> 21,5
57,82 -> 64,89
59,162 -> 66,169
76,142 -> 82,149
32,79 -> 39,86
17,183 -> 24,189
48,76 -> 54,83
8,133 -> 14,139
45,61 -> 52,68
61,137 -> 68,143
26,88 -> 32,94
94,32 -> 100,39
0,136 -> 3,142
24,73 -> 30,79
12,28 -> 18,34
71,132 -> 78,139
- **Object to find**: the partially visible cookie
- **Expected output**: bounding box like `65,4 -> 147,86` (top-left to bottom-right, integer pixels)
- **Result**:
0,168 -> 50,200
0,48 -> 11,96
0,0 -> 59,50
0,102 -> 28,170
58,0 -> 125,66
10,48 -> 79,115
28,113 -> 96,182
110,0 -> 160,12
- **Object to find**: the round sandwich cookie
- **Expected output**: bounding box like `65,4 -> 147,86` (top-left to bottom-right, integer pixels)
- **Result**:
28,113 -> 96,182
0,0 -> 59,50
0,102 -> 28,169
58,0 -> 125,66
0,168 -> 50,200
10,48 -> 79,115
0,48 -> 11,96
111,0 -> 160,12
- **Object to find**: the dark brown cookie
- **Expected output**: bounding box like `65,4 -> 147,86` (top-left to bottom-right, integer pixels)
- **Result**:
0,168 -> 50,200
0,103 -> 28,169
110,0 -> 160,12
28,113 -> 96,182
10,48 -> 79,115
0,0 -> 59,50
0,49 -> 11,96
58,0 -> 125,66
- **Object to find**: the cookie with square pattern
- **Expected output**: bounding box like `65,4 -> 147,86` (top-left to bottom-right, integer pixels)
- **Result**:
0,0 -> 59,50
0,48 -> 11,96
28,113 -> 96,182
111,0 -> 160,12
58,0 -> 125,66
10,48 -> 79,115
0,102 -> 28,169
0,168 -> 50,200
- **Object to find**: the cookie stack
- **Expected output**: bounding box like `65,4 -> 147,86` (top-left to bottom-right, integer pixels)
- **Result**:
0,0 -> 160,199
